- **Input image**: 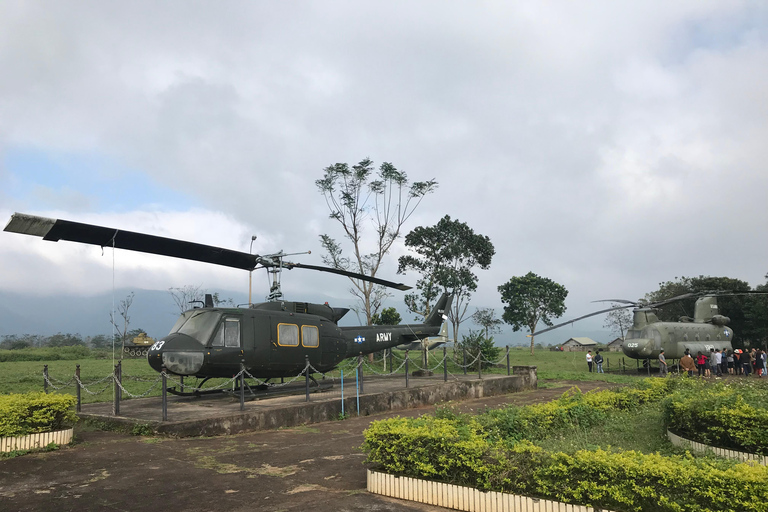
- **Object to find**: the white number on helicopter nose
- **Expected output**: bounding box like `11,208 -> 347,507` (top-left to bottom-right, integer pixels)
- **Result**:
626,342 -> 639,348
150,341 -> 165,351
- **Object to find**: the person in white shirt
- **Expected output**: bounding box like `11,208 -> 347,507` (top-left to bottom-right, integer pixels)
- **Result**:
586,350 -> 593,372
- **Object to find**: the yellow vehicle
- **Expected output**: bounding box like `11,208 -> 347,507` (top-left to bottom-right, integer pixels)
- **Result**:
124,332 -> 155,357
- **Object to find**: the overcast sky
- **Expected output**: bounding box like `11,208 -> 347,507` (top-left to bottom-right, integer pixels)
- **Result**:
2,1 -> 767,340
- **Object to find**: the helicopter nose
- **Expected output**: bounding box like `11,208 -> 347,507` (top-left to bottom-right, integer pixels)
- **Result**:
148,333 -> 205,376
622,338 -> 654,359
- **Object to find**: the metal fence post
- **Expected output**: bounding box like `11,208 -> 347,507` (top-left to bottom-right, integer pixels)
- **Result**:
305,356 -> 310,402
506,346 -> 510,376
478,349 -> 482,379
388,349 -> 393,374
180,375 -> 185,394
161,366 -> 167,421
358,353 -> 364,395
463,347 -> 467,375
113,362 -> 121,416
443,346 -> 448,382
405,350 -> 410,388
240,363 -> 245,411
43,365 -> 48,394
75,364 -> 81,413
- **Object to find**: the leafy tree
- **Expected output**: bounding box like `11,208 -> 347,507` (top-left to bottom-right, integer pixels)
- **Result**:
1,335 -> 30,350
398,215 -> 494,341
472,308 -> 503,340
498,272 -> 568,355
457,330 -> 500,370
603,304 -> 632,339
48,333 -> 85,347
316,158 -> 437,326
744,276 -> 768,349
89,334 -> 112,349
371,307 -> 402,326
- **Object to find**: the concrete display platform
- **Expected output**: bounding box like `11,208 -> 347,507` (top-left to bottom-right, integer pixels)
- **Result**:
79,366 -> 537,437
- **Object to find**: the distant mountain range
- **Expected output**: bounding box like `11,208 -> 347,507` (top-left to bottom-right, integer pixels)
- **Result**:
0,288 -> 613,345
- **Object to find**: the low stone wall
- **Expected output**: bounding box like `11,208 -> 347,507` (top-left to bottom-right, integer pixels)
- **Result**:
667,430 -> 768,465
0,428 -> 74,453
367,469 -> 614,512
155,367 -> 536,437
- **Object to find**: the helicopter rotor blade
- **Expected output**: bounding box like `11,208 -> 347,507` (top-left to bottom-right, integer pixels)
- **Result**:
4,213 -> 259,271
5,213 -> 413,291
282,262 -> 412,291
535,303 -> 635,336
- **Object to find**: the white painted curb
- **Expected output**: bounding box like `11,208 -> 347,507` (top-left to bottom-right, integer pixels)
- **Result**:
0,428 -> 74,453
367,469 -> 615,512
667,430 -> 768,465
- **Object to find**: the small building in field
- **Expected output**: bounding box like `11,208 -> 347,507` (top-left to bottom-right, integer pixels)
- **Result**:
606,337 -> 624,352
561,337 -> 598,351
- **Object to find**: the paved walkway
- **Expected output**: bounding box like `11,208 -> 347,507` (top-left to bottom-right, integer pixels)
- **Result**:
0,380 -> 610,512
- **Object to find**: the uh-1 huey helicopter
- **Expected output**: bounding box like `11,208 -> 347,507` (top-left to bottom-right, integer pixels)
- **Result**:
535,291 -> 761,362
4,212 -> 452,388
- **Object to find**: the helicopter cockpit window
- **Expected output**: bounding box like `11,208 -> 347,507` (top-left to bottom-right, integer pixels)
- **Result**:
211,318 -> 241,348
173,311 -> 222,344
278,324 -> 299,347
302,326 -> 319,348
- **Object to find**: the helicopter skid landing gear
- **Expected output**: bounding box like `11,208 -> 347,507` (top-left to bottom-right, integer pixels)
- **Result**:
166,376 -> 224,397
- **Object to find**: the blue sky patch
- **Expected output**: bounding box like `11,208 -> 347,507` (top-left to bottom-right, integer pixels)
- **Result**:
4,147 -> 195,213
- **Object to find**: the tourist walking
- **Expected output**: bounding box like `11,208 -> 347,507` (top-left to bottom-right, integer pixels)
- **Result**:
659,349 -> 668,377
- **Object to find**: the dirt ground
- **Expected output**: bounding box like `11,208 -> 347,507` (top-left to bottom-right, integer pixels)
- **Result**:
0,380 -> 612,512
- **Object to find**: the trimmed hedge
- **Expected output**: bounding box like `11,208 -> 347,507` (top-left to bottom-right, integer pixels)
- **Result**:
663,378 -> 768,455
363,415 -> 768,512
438,377 -> 673,443
363,378 -> 768,512
0,392 -> 78,437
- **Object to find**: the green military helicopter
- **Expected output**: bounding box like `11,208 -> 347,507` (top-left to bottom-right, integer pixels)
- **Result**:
4,212 -> 452,385
536,292 -> 759,361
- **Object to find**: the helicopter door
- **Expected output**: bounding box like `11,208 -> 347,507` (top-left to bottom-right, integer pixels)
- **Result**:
208,317 -> 243,375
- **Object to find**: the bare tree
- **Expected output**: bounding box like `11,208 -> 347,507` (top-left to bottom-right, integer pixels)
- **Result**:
110,292 -> 134,357
316,158 -> 437,325
603,303 -> 633,339
168,285 -> 205,314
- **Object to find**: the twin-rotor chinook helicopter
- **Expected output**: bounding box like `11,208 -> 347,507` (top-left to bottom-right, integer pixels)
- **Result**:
4,213 -> 452,387
537,292 -> 758,362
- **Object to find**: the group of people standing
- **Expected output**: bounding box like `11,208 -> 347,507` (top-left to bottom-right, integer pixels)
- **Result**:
586,350 -> 604,373
678,347 -> 767,377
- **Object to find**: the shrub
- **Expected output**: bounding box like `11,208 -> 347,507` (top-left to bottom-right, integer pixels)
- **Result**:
662,379 -> 768,455
364,414 -> 768,512
0,392 -> 78,437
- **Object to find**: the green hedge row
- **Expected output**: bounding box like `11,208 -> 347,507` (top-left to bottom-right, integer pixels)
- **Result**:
437,377 -> 673,443
0,346 -> 110,362
663,378 -> 768,455
0,392 -> 78,437
363,415 -> 768,512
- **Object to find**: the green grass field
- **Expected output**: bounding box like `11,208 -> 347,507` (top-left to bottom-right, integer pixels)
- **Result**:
0,346 -> 646,402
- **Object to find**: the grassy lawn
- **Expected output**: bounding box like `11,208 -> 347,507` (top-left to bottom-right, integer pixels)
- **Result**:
0,346 -> 646,402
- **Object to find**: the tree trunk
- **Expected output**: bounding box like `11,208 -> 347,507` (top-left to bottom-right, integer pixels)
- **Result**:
530,334 -> 535,355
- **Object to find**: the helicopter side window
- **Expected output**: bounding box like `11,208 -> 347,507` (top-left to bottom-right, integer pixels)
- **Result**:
302,326 -> 319,348
278,324 -> 299,347
211,318 -> 241,348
